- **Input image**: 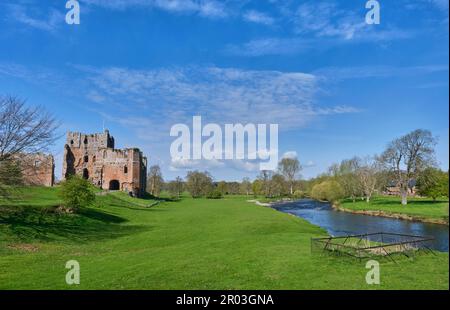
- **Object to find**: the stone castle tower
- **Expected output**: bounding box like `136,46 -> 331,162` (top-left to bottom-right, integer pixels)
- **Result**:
62,130 -> 147,197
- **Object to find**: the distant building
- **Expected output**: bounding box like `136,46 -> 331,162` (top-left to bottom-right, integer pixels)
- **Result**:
18,153 -> 55,187
62,130 -> 147,197
384,180 -> 417,196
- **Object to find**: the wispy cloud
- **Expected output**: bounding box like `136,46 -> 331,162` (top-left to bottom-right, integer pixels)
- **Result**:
429,0 -> 449,11
243,10 -> 275,25
293,1 -> 364,40
225,37 -> 311,56
314,65 -> 449,80
225,26 -> 412,57
84,0 -> 228,18
6,3 -> 63,32
77,65 -> 358,131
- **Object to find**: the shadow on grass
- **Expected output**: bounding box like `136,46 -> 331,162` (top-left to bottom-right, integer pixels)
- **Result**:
143,192 -> 178,202
0,205 -> 149,244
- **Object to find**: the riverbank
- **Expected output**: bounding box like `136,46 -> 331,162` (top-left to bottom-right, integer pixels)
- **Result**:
1,188 -> 448,289
335,196 -> 449,226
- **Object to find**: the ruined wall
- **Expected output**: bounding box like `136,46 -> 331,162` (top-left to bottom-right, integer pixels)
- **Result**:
62,130 -> 147,197
19,153 -> 55,187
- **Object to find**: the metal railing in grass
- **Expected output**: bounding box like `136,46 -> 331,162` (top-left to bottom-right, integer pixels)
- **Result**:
311,232 -> 435,263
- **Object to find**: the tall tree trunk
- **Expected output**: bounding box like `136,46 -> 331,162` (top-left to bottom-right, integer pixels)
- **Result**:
290,184 -> 293,195
401,190 -> 408,205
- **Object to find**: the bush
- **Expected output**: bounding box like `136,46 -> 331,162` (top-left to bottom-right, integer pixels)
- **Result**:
59,175 -> 96,211
293,190 -> 306,199
417,168 -> 449,200
311,180 -> 344,203
206,189 -> 223,199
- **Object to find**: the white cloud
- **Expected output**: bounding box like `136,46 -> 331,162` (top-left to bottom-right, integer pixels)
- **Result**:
78,65 -> 359,130
169,158 -> 225,171
282,151 -> 298,159
314,65 -> 449,80
243,10 -> 275,25
84,0 -> 228,18
170,158 -> 268,173
304,160 -> 316,168
7,4 -> 63,32
225,27 -> 412,57
225,37 -> 311,56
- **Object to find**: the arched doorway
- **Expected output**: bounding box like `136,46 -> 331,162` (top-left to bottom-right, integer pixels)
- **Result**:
109,180 -> 120,190
82,168 -> 89,180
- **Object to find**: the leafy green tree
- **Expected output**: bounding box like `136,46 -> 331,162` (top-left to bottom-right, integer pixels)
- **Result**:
186,171 -> 213,198
311,180 -> 344,203
0,159 -> 23,186
0,159 -> 23,198
252,179 -> 262,197
417,168 -> 449,201
217,181 -> 228,195
271,173 -> 287,197
59,175 -> 96,211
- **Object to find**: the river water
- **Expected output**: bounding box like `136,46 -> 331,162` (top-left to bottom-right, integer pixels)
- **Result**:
272,199 -> 449,252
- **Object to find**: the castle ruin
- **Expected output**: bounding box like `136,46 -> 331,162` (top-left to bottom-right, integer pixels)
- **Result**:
62,130 -> 147,197
16,153 -> 55,187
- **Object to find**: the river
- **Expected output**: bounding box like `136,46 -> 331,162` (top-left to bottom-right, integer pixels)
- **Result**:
272,199 -> 449,252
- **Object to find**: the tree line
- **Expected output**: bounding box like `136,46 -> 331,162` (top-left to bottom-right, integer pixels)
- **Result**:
149,129 -> 448,206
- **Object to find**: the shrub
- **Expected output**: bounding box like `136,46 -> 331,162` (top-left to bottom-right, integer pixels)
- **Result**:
59,175 -> 96,211
293,190 -> 306,199
206,189 -> 223,199
311,180 -> 344,203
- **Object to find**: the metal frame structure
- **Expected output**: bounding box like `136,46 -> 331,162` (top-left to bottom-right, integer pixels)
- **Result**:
311,232 -> 436,263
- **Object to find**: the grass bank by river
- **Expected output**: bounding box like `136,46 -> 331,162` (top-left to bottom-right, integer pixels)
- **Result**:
0,187 -> 448,289
336,196 -> 449,225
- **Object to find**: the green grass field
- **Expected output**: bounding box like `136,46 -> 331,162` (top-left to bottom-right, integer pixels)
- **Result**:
339,196 -> 449,223
0,187 -> 448,289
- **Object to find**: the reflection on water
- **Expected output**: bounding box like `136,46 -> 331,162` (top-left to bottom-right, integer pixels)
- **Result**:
273,199 -> 449,252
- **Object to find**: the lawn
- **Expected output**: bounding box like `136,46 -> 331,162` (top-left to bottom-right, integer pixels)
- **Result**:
0,187 -> 448,289
339,196 -> 449,223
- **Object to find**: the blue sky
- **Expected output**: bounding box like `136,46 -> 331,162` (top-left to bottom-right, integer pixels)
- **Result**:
0,0 -> 448,181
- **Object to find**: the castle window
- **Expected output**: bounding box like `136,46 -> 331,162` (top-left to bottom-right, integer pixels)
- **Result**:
34,160 -> 41,167
70,140 -> 74,145
84,155 -> 89,163
84,137 -> 88,145
124,166 -> 128,174
93,156 -> 96,162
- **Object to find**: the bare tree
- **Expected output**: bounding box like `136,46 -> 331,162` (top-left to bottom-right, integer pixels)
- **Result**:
147,165 -> 164,197
0,96 -> 59,162
167,176 -> 184,199
240,177 -> 252,196
356,157 -> 381,203
279,157 -> 301,195
380,129 -> 436,205
258,170 -> 273,197
0,96 -> 59,196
